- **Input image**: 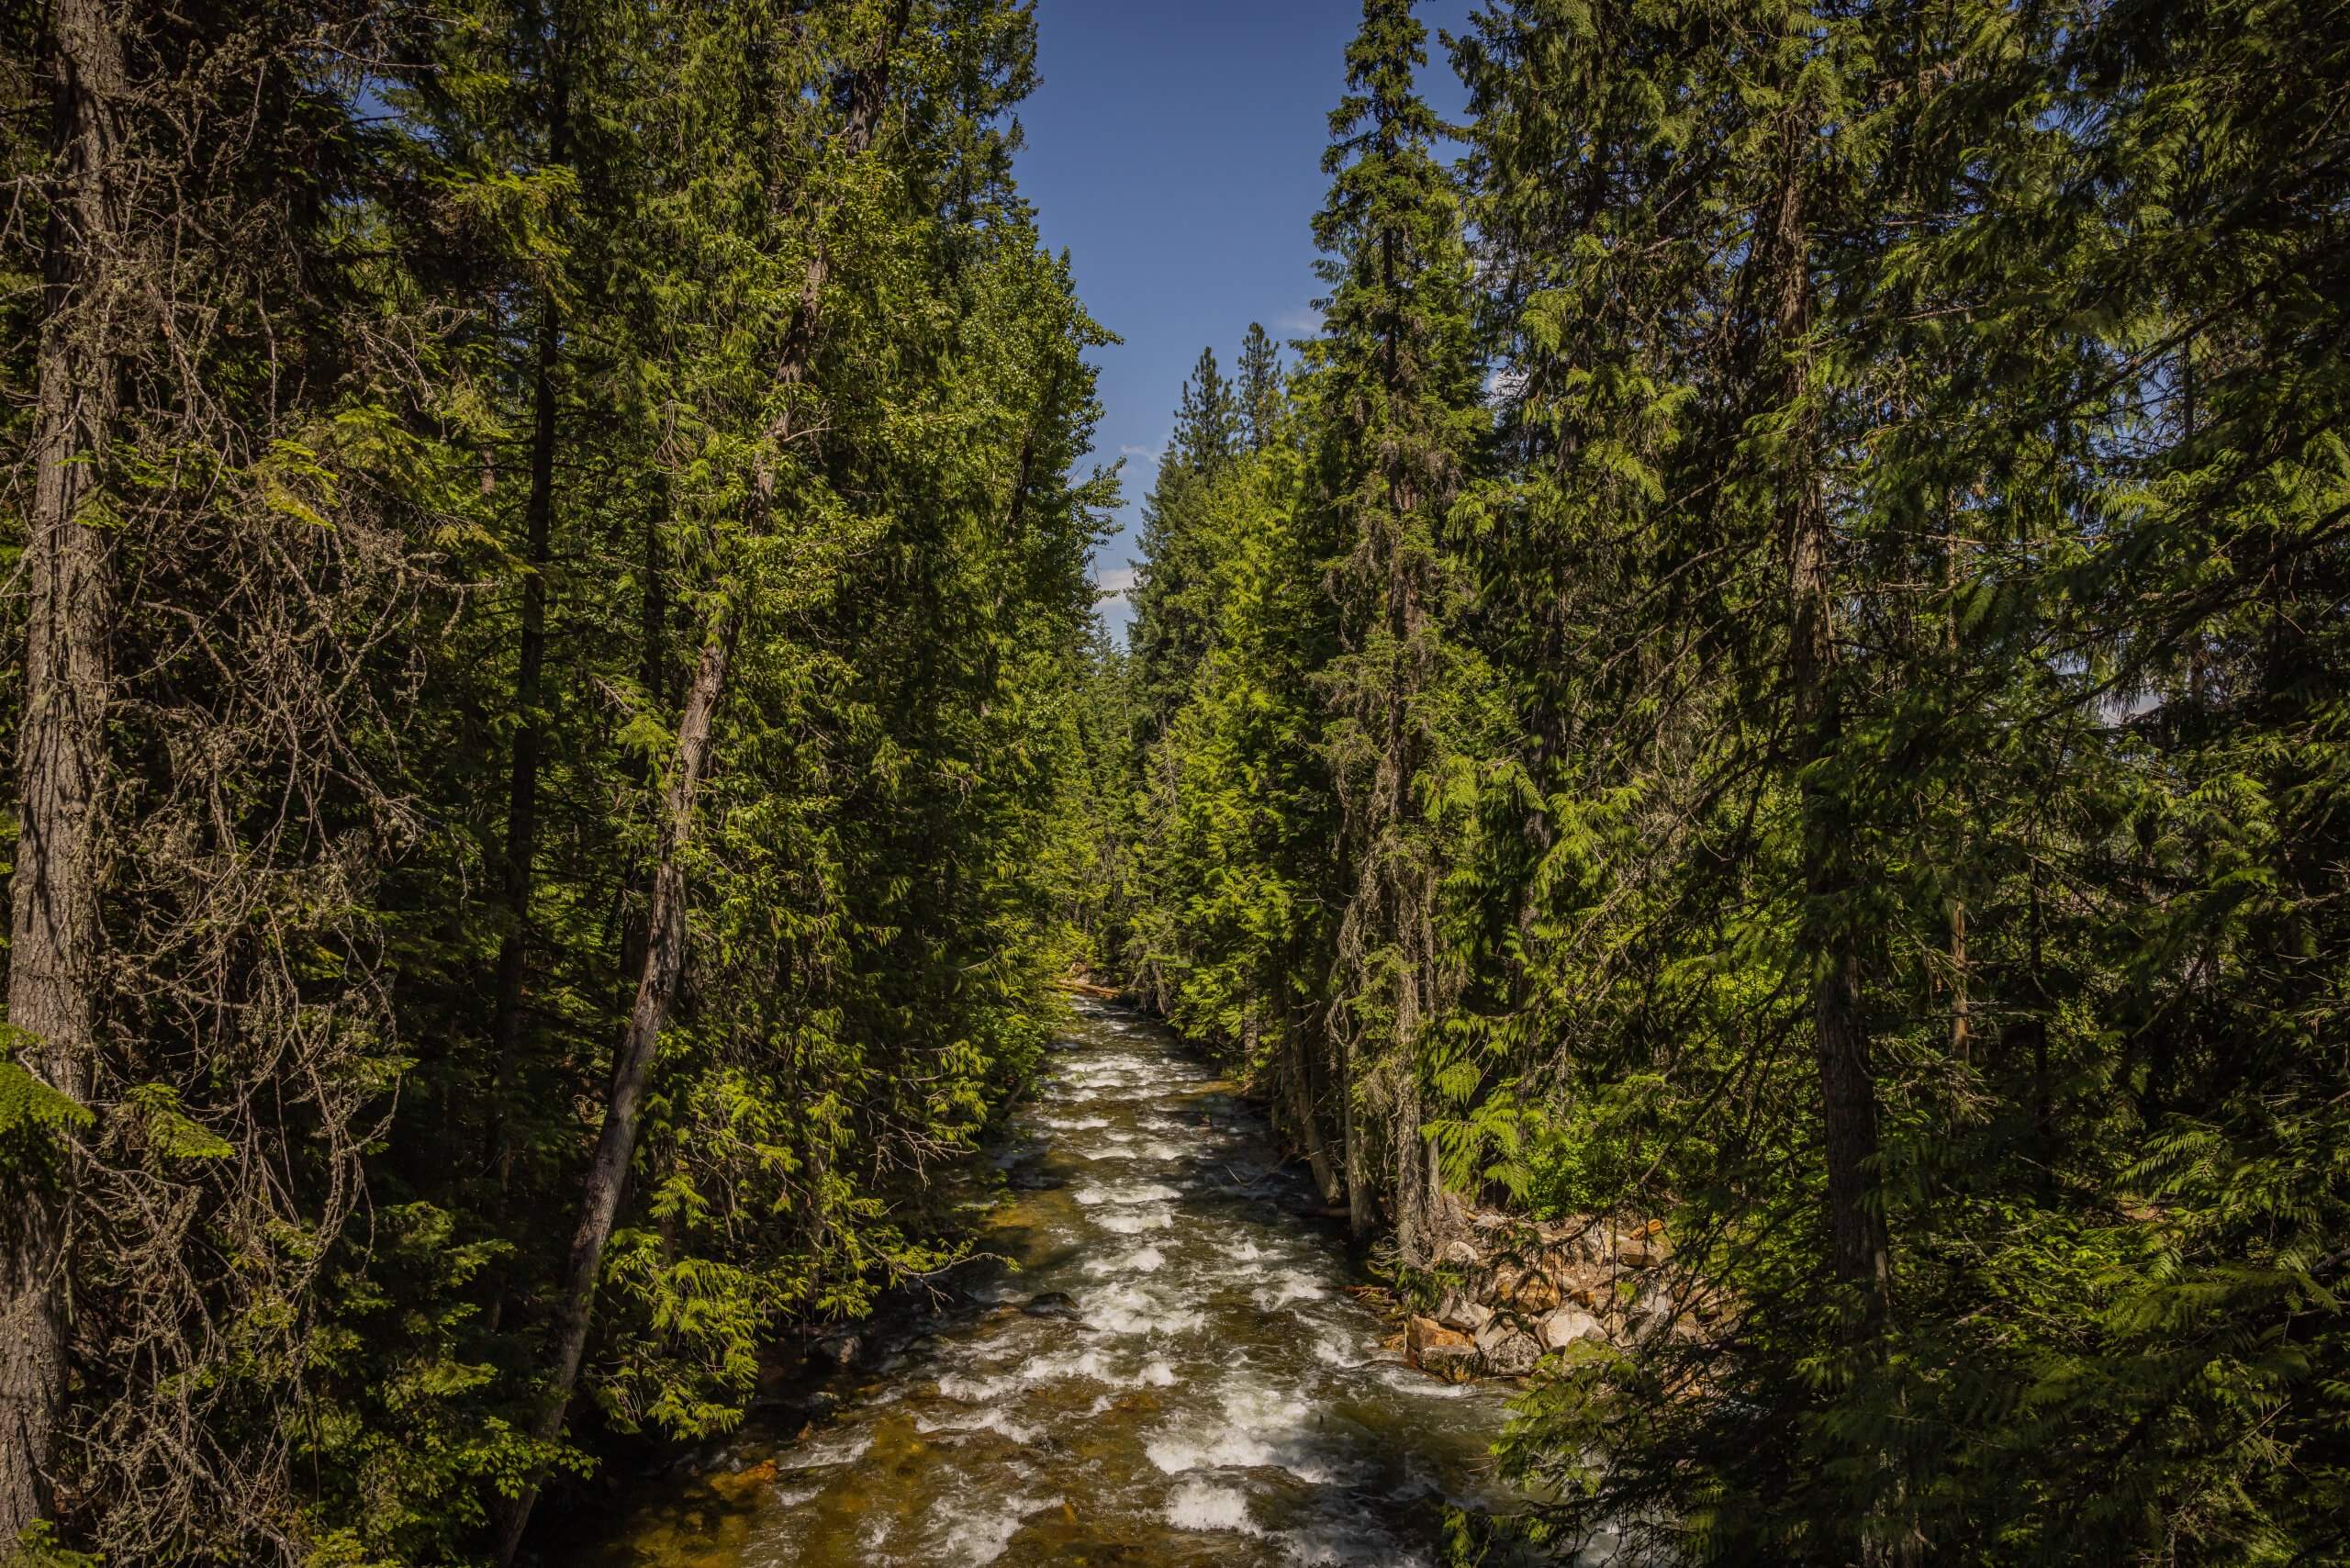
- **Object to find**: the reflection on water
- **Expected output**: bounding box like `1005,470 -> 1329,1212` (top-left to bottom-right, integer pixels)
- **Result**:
590,1001 -> 1517,1567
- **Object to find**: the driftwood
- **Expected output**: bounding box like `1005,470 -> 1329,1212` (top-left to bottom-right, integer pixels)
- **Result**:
1054,976 -> 1124,1001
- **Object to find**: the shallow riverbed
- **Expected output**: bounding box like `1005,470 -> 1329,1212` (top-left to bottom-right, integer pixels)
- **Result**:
588,1001 -> 1517,1566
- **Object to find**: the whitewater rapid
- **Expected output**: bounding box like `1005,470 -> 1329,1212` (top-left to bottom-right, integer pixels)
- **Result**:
592,1000 -> 1517,1567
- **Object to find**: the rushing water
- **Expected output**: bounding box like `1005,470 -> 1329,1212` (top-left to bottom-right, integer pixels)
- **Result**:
590,1001 -> 1518,1567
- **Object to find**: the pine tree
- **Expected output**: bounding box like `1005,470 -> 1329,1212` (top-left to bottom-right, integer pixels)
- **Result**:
1237,321 -> 1285,454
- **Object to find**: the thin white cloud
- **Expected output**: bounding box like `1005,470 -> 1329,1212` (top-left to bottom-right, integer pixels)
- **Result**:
1118,443 -> 1160,465
1274,306 -> 1323,336
1094,565 -> 1138,597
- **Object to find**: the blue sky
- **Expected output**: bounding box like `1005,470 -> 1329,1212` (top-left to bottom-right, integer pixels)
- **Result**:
1010,0 -> 1477,634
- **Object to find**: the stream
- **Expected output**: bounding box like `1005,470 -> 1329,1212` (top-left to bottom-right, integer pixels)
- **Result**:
589,1000 -> 1519,1567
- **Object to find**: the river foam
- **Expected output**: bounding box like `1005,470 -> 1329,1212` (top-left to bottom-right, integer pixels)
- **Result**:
599,1000 -> 1516,1567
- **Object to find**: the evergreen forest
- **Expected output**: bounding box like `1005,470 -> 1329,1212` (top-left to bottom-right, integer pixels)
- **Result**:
2,0 -> 2344,1564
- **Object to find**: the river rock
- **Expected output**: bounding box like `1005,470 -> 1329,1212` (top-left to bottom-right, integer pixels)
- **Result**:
1538,1306 -> 1606,1351
1616,1230 -> 1673,1269
809,1333 -> 862,1369
1407,1315 -> 1479,1382
1491,1262 -> 1561,1313
1627,1282 -> 1676,1343
1438,1238 -> 1482,1269
1474,1320 -> 1543,1377
1022,1291 -> 1083,1320
1436,1290 -> 1492,1332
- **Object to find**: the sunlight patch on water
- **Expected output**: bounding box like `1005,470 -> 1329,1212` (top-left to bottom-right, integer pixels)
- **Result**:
1080,1281 -> 1205,1336
1143,1380 -> 1359,1485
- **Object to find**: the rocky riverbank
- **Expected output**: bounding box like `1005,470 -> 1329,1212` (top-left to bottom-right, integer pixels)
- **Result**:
1390,1210 -> 1710,1383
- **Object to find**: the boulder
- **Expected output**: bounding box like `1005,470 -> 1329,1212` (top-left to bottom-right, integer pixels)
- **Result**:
1540,1218 -> 1602,1263
705,1458 -> 778,1503
1438,1238 -> 1483,1269
1537,1306 -> 1606,1351
1022,1292 -> 1082,1320
1512,1271 -> 1563,1312
1537,1244 -> 1583,1280
1627,1282 -> 1676,1343
1488,1261 -> 1561,1313
1475,1320 -> 1543,1377
809,1333 -> 862,1369
1407,1315 -> 1479,1383
1408,1314 -> 1472,1356
1436,1290 -> 1493,1333
1616,1231 -> 1673,1269
1421,1339 -> 1480,1383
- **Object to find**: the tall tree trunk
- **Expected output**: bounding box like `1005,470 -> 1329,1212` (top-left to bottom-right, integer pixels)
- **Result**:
1340,1030 -> 1373,1238
1767,105 -> 1900,1567
2,0 -> 126,1541
485,23 -> 567,1331
1281,993 -> 1340,1204
1769,123 -> 1893,1334
1393,1075 -> 1427,1266
496,16 -> 906,1559
1947,898 -> 1970,1061
489,284 -> 559,1079
496,622 -> 734,1566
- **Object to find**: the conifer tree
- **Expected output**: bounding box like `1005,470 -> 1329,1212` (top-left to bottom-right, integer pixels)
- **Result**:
1305,0 -> 1484,1260
1237,321 -> 1285,454
0,2 -> 1113,1560
1129,346 -> 1243,745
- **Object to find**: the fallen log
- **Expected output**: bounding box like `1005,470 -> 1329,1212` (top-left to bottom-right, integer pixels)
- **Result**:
1053,976 -> 1124,1000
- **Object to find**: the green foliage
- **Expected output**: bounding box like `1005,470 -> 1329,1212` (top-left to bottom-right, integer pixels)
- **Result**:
1110,0 -> 2348,1562
5,1523 -> 99,1568
6,0 -> 2342,1561
0,1053 -> 92,1148
1,0 -> 1114,1560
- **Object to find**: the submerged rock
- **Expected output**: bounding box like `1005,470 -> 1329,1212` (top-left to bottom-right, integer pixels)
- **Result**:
1021,1291 -> 1083,1320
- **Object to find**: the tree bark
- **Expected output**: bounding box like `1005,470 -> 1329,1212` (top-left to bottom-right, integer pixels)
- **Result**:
1339,1029 -> 1373,1239
1948,898 -> 1970,1061
2,0 -> 126,1541
1768,121 -> 1893,1334
1393,1071 -> 1427,1268
1280,989 -> 1340,1203
496,622 -> 734,1566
